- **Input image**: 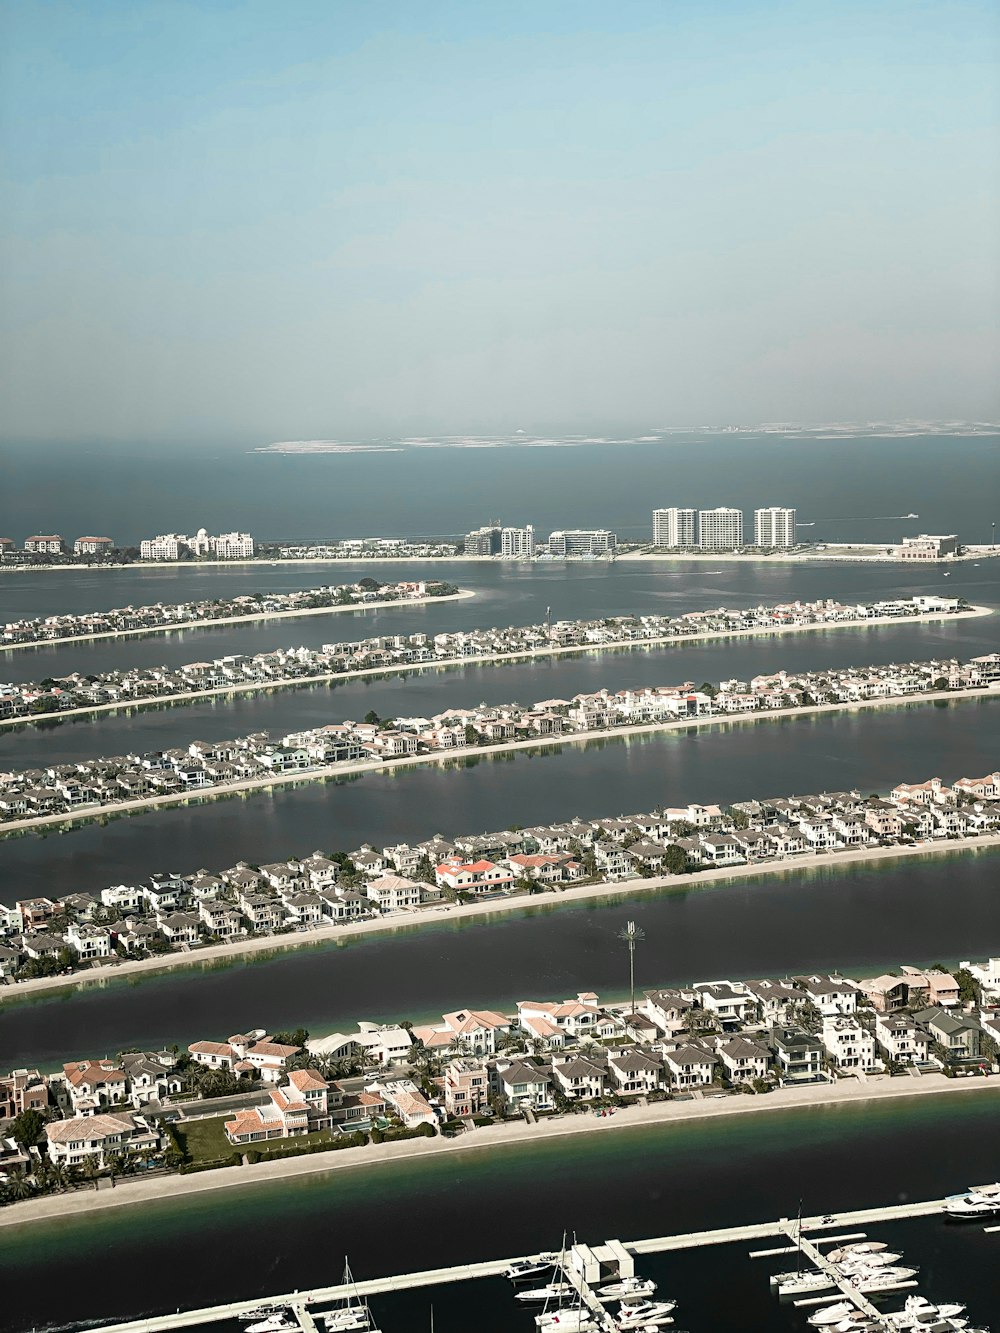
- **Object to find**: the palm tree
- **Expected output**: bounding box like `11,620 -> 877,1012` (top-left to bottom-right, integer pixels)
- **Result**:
81,1153 -> 101,1191
618,920 -> 645,1015
5,1170 -> 34,1201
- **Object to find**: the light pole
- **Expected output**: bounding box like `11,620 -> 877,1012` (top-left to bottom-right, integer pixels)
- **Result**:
618,920 -> 645,1015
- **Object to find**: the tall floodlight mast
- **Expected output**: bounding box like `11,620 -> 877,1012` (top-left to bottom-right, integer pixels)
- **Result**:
618,920 -> 646,1015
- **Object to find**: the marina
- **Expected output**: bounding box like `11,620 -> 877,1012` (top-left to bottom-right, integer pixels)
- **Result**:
69,1196 -> 997,1333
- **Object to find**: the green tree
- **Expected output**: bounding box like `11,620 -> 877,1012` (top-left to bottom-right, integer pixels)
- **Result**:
10,1109 -> 46,1150
662,844 -> 688,875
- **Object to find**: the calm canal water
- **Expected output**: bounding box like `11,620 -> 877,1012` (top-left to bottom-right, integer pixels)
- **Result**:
1,697 -> 995,898
0,1091 -> 997,1332
3,611 -> 999,771
2,846 -> 999,1068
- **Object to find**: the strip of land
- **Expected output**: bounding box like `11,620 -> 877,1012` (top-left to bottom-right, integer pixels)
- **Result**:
0,1072 -> 995,1228
4,546 -> 999,574
0,588 -> 473,652
6,832 -> 1000,1001
1,604 -> 990,730
1,684 -> 996,838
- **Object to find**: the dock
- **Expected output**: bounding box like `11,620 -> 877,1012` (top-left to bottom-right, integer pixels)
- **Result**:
85,1196 -> 952,1332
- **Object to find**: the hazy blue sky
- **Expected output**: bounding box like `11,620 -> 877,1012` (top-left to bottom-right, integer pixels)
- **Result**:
1,0 -> 998,443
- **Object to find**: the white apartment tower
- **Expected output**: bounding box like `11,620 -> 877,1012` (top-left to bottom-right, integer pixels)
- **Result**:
653,508 -> 697,548
754,507 -> 797,548
501,525 -> 535,558
698,507 -> 743,549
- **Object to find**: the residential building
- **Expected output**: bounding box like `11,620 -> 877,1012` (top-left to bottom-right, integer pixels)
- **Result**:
547,529 -> 617,556
753,508 -> 796,547
139,534 -> 185,561
45,1112 -> 160,1167
961,957 -> 1000,1002
444,1059 -> 490,1116
769,1027 -> 825,1082
652,508 -> 697,548
0,1068 -> 48,1119
379,1079 -> 436,1128
365,874 -> 423,913
497,1060 -> 551,1108
875,1015 -> 931,1065
500,525 -> 536,558
73,536 -> 115,556
821,1015 -> 881,1072
463,525 -> 502,556
24,535 -> 65,554
551,1055 -> 608,1101
662,1045 -> 718,1090
698,508 -> 743,549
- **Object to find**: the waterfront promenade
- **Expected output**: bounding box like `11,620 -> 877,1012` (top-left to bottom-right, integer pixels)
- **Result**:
1,602 -> 989,730
0,1073 -> 995,1230
1,683 -> 995,836
5,831 -> 999,1000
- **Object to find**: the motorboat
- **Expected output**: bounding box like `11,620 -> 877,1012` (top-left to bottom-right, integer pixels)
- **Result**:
506,1254 -> 559,1281
944,1188 -> 1000,1219
830,1321 -> 879,1332
516,1283 -> 575,1303
534,1312 -> 595,1331
886,1298 -> 967,1327
597,1277 -> 657,1301
848,1266 -> 919,1290
616,1299 -> 677,1328
826,1242 -> 889,1261
834,1251 -> 904,1271
809,1302 -> 858,1326
776,1272 -> 836,1296
245,1316 -> 297,1333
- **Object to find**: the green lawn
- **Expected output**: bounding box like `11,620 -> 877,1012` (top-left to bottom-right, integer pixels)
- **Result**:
174,1115 -> 342,1164
173,1116 -> 232,1164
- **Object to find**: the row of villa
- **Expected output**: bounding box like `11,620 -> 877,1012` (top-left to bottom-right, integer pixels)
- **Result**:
2,955 -> 998,1182
1,650 -> 997,823
1,771 -> 999,983
0,578 -> 453,649
0,594 -> 972,718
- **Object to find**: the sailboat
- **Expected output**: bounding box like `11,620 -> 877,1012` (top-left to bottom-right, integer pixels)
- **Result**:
322,1258 -> 379,1331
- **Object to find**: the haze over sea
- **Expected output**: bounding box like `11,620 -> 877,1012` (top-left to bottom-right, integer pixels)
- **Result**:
1,433 -> 998,547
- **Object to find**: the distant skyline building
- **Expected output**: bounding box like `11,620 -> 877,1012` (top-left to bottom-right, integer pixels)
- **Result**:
653,508 -> 697,547
463,524 -> 502,556
548,529 -> 617,556
753,507 -> 797,547
501,525 -> 535,558
139,529 -> 255,560
698,507 -> 743,549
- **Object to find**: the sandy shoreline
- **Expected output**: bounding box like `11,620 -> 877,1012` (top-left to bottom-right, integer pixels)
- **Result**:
0,1073 -> 995,1229
5,831 -> 1000,1002
2,547 -> 998,575
1,604 -> 989,730
1,680 -> 996,840
0,589 -> 474,653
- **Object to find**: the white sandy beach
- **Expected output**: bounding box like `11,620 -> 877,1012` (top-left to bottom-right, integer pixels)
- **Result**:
0,1072 -> 995,1228
1,603 -> 989,729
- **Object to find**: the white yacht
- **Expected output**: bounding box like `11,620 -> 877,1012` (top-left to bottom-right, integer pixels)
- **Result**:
826,1242 -> 889,1261
597,1276 -> 657,1301
516,1283 -> 575,1303
943,1184 -> 1000,1219
534,1311 -> 596,1331
776,1272 -> 836,1296
834,1251 -> 904,1271
245,1316 -> 297,1333
809,1301 -> 860,1326
505,1254 -> 559,1281
846,1265 -> 919,1290
615,1299 -> 678,1328
887,1298 -> 967,1326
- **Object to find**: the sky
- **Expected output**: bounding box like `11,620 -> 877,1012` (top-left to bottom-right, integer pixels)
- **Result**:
1,0 -> 998,444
